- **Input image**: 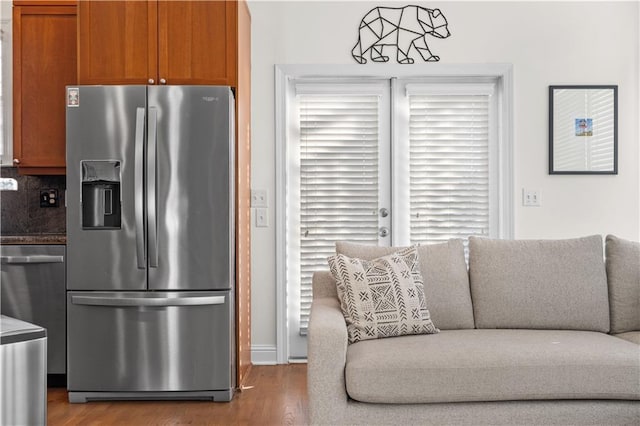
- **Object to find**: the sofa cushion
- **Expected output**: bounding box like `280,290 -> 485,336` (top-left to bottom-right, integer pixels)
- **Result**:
345,329 -> 640,404
606,235 -> 640,334
336,240 -> 474,329
328,246 -> 439,343
312,271 -> 339,299
468,235 -> 610,332
614,331 -> 640,345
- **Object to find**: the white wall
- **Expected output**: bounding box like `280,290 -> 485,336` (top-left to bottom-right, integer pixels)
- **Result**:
1,0 -> 13,164
248,1 -> 640,360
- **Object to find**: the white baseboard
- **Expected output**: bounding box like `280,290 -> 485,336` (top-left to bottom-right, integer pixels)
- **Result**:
251,344 -> 278,365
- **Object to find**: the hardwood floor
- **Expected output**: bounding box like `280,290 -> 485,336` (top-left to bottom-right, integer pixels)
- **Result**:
48,365 -> 309,425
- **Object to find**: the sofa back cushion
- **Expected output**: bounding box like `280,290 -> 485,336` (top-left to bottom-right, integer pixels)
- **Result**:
312,271 -> 339,299
469,235 -> 610,332
606,235 -> 640,333
336,239 -> 474,330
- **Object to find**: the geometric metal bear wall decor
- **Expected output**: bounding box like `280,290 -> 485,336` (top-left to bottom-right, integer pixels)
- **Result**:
352,5 -> 450,64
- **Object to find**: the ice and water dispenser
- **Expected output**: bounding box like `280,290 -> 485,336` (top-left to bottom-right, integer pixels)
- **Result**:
81,161 -> 122,229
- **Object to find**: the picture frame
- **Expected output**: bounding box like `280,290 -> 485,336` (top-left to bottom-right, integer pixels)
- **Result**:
549,85 -> 618,175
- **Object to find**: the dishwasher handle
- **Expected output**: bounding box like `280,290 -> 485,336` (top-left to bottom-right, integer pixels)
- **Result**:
1,255 -> 64,264
71,295 -> 225,307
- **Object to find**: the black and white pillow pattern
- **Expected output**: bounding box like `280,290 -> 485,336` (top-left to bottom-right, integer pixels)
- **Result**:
328,245 -> 439,344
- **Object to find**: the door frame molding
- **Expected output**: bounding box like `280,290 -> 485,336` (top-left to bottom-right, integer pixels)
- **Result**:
274,63 -> 514,363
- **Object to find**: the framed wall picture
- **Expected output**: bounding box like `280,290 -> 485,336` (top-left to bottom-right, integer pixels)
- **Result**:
549,85 -> 618,174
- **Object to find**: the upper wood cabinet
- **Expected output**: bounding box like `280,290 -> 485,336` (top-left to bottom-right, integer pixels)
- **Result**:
78,0 -> 237,86
157,1 -> 236,85
12,1 -> 77,174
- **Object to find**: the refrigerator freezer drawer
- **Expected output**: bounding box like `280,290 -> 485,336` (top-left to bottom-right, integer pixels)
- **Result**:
67,291 -> 235,398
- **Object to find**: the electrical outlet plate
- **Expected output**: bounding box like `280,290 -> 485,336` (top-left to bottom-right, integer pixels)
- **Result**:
251,189 -> 268,208
40,189 -> 59,208
522,188 -> 541,207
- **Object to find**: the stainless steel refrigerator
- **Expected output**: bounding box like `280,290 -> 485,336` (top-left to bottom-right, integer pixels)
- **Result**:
65,85 -> 235,403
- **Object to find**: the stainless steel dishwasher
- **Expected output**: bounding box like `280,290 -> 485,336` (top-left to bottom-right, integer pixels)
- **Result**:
0,244 -> 66,381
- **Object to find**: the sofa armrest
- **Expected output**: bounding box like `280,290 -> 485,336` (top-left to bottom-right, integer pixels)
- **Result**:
307,296 -> 349,425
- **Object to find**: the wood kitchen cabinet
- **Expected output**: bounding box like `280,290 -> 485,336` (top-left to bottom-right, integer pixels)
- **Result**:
12,1 -> 77,174
78,0 -> 236,86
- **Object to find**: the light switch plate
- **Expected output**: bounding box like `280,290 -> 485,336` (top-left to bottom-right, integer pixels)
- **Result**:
256,208 -> 268,227
523,188 -> 541,207
251,189 -> 268,208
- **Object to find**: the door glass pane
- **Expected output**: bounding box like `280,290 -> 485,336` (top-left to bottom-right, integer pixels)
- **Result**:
298,94 -> 381,331
288,82 -> 391,359
409,93 -> 491,246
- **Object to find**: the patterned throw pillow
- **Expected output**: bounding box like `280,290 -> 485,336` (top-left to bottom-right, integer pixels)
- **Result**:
327,246 -> 439,344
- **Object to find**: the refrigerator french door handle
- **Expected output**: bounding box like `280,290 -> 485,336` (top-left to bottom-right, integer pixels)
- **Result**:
0,255 -> 64,264
70,295 -> 225,307
147,107 -> 159,268
134,107 -> 146,269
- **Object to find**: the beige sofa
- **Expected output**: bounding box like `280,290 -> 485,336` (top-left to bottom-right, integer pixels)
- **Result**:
308,235 -> 640,425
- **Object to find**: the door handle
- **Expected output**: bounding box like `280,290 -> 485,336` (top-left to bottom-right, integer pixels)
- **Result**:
71,295 -> 225,307
0,255 -> 64,264
134,107 -> 146,269
379,227 -> 389,238
379,208 -> 389,218
147,107 -> 159,268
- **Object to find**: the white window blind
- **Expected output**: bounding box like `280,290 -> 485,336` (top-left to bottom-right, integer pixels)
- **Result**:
408,93 -> 491,244
296,93 -> 382,332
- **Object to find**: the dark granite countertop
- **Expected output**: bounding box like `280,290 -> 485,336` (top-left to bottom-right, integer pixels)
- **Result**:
0,234 -> 67,245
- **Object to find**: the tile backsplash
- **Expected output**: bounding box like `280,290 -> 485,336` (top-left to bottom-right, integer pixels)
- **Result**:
0,167 -> 66,235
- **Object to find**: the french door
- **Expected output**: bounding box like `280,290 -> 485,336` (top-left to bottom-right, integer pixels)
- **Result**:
283,74 -> 503,360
